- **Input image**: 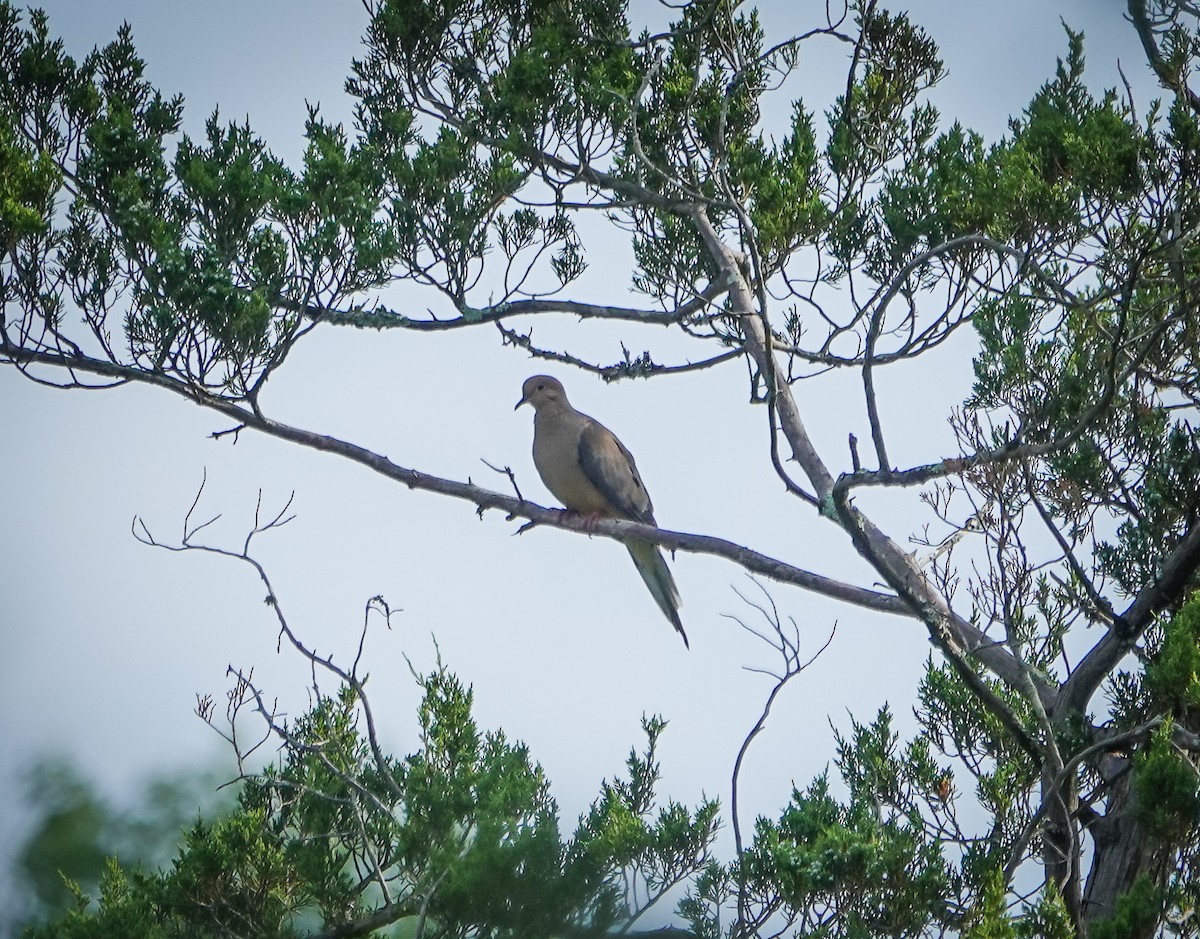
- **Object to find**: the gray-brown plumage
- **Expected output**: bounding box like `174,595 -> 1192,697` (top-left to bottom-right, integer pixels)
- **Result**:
515,375 -> 687,647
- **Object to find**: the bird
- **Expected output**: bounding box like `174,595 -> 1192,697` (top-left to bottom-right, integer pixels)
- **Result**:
515,374 -> 688,647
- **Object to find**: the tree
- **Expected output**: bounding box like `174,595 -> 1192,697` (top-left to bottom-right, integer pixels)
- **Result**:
8,755 -> 231,929
3,0 -> 1200,935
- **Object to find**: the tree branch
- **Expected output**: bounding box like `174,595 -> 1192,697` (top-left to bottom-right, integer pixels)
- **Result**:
1129,0 -> 1200,116
1057,519 -> 1200,715
689,206 -> 1058,722
290,286 -> 729,331
2,342 -> 908,618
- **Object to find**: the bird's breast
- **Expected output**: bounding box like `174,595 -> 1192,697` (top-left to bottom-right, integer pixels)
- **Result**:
533,426 -> 613,515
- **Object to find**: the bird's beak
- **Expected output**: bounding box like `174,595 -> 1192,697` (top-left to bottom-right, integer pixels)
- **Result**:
514,394 -> 529,411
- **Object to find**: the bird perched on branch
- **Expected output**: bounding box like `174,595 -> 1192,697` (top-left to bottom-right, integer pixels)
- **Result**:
516,375 -> 687,647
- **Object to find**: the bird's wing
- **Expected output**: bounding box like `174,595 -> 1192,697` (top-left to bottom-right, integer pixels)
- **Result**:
577,419 -> 656,525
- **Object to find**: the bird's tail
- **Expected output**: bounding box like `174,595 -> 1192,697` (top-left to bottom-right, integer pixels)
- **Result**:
626,540 -> 688,648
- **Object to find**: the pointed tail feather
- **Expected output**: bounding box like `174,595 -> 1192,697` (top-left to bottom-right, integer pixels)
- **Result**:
626,540 -> 688,648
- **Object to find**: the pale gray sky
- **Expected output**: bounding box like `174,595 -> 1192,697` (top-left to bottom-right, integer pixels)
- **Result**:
0,0 -> 1156,927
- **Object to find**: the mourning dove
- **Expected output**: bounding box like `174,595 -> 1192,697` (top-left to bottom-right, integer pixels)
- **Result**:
516,375 -> 688,647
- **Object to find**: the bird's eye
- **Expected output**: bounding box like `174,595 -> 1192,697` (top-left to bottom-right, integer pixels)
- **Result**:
537,383 -> 545,391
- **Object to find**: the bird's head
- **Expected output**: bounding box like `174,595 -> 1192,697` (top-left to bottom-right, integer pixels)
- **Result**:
515,375 -> 568,411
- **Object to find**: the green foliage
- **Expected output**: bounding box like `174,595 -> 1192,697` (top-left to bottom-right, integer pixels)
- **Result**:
24,665 -> 718,938
164,811 -> 305,936
827,7 -> 944,279
961,875 -> 1072,939
24,861 -> 169,939
1089,875 -> 1166,939
881,121 -> 993,258
1133,723 -> 1200,841
17,760 -> 111,919
25,666 -> 1094,938
1099,424 -> 1200,598
733,102 -> 828,268
1014,884 -> 1076,939
7,0 -> 1200,935
743,770 -> 952,936
13,756 -> 231,930
575,714 -> 721,916
963,869 -> 1017,939
1145,593 -> 1200,720
0,116 -> 57,245
917,659 -> 1043,894
989,26 -> 1143,239
826,8 -> 944,183
347,0 -> 636,309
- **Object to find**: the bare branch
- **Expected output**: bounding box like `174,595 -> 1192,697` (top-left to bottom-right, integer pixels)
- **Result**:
8,343 -> 908,618
726,580 -> 835,937
1058,519 -> 1200,715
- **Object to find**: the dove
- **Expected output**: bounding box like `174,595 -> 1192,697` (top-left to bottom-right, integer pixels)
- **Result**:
516,375 -> 687,647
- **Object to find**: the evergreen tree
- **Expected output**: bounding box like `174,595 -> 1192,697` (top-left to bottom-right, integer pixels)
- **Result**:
4,1 -> 1200,934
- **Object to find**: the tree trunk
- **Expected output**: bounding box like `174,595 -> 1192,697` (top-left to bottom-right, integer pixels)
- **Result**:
1082,757 -> 1177,936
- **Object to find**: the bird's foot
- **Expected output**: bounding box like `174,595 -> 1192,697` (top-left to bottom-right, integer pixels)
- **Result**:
555,508 -> 606,534
580,510 -> 607,533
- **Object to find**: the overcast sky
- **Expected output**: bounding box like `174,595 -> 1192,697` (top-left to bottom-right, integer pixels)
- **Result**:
0,0 -> 1157,927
